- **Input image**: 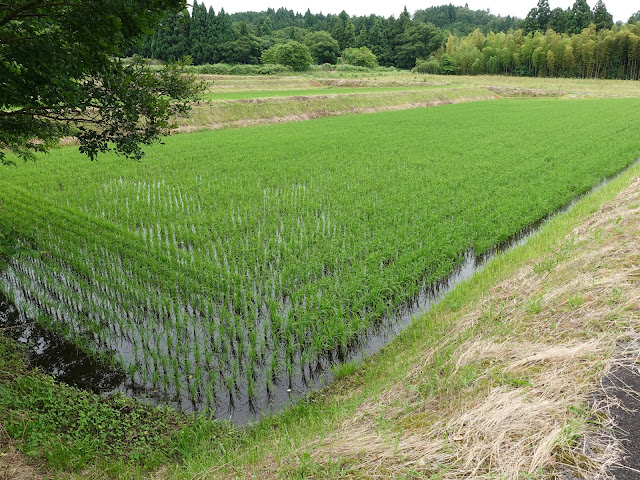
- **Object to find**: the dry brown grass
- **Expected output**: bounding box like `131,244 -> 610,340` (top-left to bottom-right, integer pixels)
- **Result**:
0,442 -> 44,480
201,73 -> 640,98
271,178 -> 640,479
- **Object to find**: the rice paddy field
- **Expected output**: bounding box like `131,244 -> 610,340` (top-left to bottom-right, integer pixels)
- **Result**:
2,93 -> 640,422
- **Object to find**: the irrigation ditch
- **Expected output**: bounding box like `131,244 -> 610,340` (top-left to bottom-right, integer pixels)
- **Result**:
1,158 -> 638,424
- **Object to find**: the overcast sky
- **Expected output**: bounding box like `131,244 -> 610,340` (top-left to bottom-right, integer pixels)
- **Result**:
195,1 -> 637,24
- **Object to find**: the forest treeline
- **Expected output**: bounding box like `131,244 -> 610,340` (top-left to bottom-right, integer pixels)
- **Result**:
132,1 -> 640,79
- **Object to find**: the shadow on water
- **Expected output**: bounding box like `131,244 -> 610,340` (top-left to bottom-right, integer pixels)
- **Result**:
0,294 -> 126,392
1,158 -> 638,423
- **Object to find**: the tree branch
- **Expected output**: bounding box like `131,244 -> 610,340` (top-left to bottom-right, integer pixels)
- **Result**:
0,0 -> 79,27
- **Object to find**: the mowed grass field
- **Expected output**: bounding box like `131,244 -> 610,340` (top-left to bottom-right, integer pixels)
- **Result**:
1,97 -> 639,419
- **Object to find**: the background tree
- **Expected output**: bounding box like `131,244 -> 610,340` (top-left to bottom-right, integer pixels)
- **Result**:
592,0 -> 613,31
152,10 -> 191,61
305,31 -> 340,64
549,7 -> 570,33
522,8 -> 541,34
567,0 -> 592,34
0,0 -> 202,165
522,0 -> 551,34
261,41 -> 312,71
536,0 -> 551,31
214,8 -> 236,62
344,20 -> 357,49
331,12 -> 347,50
218,33 -> 261,64
630,11 -> 640,24
340,47 -> 378,68
414,4 -> 518,35
440,53 -> 457,73
189,1 -> 208,65
204,6 -> 219,63
368,18 -> 393,66
394,23 -> 444,69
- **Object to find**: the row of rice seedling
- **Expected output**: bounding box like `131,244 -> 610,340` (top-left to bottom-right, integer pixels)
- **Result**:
2,98 -> 639,418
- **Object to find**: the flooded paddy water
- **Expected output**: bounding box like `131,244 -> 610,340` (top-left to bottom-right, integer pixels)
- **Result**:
1,158 -> 636,424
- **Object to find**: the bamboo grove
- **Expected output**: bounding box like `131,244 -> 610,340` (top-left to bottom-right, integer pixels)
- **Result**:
2,99 -> 640,418
418,23 -> 640,80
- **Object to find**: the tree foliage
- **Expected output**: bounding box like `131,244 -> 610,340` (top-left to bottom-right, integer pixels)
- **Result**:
394,23 -> 444,69
592,0 -> 613,31
305,31 -> 340,64
261,41 -> 312,71
433,23 -> 640,79
0,0 -> 202,164
567,0 -> 592,34
341,47 -> 378,68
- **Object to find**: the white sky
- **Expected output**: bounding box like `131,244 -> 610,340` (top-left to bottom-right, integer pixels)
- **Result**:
195,1 -> 637,24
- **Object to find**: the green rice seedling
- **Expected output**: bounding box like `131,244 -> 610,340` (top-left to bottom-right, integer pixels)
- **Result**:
2,98 -> 640,416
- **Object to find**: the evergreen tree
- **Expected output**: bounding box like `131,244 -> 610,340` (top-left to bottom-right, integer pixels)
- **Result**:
592,1 -> 613,31
356,27 -> 369,48
189,1 -> 208,64
215,8 -> 236,62
344,21 -> 356,49
368,17 -> 392,66
204,6 -> 218,63
217,9 -> 235,44
522,8 -> 540,34
152,10 -> 191,61
567,0 -> 592,34
390,6 -> 413,63
536,0 -> 551,31
330,16 -> 346,50
260,16 -> 274,36
549,7 -> 569,33
395,6 -> 411,35
522,1 -> 551,34
331,11 -> 354,50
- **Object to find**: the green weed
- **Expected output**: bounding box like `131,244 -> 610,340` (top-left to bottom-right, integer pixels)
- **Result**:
330,360 -> 358,380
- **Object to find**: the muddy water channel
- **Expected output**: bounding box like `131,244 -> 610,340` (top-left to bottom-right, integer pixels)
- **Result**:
0,163 -> 636,424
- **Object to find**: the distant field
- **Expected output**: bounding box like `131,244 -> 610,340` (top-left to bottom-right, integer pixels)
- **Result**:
180,73 -> 640,134
202,85 -> 450,101
200,72 -> 640,98
2,98 -> 640,418
177,86 -> 497,131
